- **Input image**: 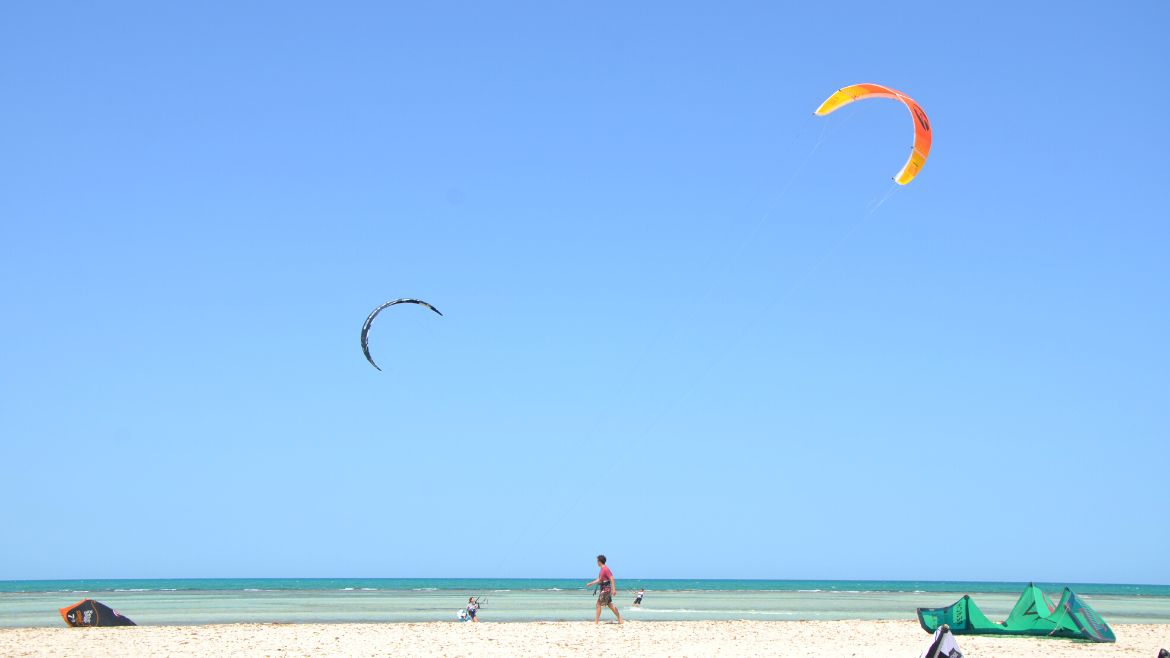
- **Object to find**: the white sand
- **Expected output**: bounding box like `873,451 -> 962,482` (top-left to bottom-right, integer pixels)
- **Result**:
1,620 -> 1167,657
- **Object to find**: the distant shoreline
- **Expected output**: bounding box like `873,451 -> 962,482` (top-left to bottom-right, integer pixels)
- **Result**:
4,578 -> 1169,595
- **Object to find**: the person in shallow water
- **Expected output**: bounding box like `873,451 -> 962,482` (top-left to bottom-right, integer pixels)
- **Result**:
633,588 -> 645,607
465,597 -> 479,622
585,554 -> 623,624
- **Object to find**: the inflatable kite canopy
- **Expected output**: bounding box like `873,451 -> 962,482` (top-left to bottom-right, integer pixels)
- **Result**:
360,298 -> 443,371
815,83 -> 932,185
917,583 -> 1115,643
59,599 -> 136,627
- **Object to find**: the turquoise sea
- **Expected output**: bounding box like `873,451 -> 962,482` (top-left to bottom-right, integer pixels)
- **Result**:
2,579 -> 1168,628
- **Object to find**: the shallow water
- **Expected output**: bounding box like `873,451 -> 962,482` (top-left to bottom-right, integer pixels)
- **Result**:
2,579 -> 1168,627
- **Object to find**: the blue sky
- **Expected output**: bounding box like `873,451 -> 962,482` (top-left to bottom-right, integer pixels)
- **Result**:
2,1 -> 1168,583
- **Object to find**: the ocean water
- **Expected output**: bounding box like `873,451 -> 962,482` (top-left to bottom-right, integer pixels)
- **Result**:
2,579 -> 1168,628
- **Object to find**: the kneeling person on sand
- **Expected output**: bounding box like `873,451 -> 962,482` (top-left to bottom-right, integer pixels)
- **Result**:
585,554 -> 622,624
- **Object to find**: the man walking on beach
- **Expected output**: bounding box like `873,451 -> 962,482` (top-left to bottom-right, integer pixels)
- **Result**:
586,554 -> 623,625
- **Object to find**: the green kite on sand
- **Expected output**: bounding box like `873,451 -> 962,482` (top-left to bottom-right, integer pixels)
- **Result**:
917,583 -> 1115,643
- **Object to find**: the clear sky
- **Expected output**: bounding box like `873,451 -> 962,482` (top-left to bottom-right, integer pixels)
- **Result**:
2,1 -> 1168,584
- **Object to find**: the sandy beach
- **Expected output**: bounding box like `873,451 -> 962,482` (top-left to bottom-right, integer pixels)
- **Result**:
2,620 -> 1168,657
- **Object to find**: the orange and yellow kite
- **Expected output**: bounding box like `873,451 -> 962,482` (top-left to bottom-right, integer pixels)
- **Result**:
815,83 -> 931,185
